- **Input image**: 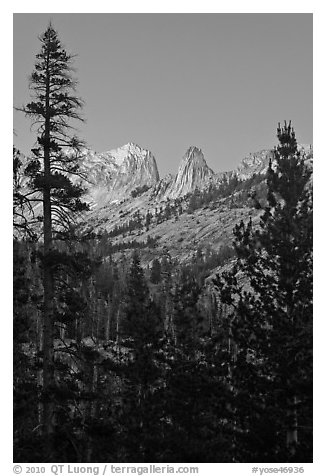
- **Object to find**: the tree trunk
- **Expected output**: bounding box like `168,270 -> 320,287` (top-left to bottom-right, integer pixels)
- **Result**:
36,310 -> 43,432
116,307 -> 120,345
105,300 -> 111,341
42,183 -> 55,439
286,395 -> 298,454
41,49 -> 55,440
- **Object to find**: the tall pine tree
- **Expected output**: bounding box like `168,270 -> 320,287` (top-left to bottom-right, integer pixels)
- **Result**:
17,24 -> 88,447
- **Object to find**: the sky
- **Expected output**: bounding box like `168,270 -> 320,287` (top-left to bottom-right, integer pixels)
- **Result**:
13,13 -> 312,177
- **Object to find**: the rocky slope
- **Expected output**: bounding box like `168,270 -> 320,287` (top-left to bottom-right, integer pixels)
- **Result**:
82,142 -> 312,268
15,140 -> 313,267
78,142 -> 160,208
79,142 -> 314,208
108,143 -> 159,202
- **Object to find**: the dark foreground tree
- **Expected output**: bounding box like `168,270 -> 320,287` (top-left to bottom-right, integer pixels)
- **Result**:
150,258 -> 162,284
214,121 -> 313,461
17,24 -> 88,450
116,252 -> 163,461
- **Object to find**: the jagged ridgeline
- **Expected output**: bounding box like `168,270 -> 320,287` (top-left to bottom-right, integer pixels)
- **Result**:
14,133 -> 313,462
15,141 -> 313,270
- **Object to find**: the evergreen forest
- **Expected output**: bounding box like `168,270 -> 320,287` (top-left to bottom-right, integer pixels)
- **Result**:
13,25 -> 313,463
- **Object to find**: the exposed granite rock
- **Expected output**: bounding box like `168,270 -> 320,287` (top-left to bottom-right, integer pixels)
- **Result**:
79,142 -> 160,207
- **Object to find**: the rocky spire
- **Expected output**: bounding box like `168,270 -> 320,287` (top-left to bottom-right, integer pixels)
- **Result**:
169,146 -> 214,198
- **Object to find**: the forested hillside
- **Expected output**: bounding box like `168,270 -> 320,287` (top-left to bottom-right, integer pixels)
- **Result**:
13,25 -> 313,463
